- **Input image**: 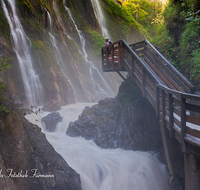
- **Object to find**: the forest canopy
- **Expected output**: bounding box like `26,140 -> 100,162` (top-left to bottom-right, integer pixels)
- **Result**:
117,0 -> 200,86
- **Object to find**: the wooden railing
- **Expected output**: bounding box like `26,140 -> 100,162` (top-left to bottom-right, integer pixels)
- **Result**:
102,39 -> 200,149
130,40 -> 194,93
102,40 -> 124,71
157,84 -> 200,152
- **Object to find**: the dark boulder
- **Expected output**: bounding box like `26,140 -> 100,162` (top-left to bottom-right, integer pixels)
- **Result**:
41,112 -> 63,132
67,80 -> 163,152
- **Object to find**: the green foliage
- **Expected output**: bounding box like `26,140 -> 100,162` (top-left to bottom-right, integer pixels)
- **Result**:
179,15 -> 200,79
0,7 -> 11,49
191,49 -> 200,80
122,0 -> 163,37
103,0 -> 147,39
0,58 -> 13,114
0,57 -> 12,90
32,40 -> 57,71
123,0 -> 148,21
0,105 -> 9,114
105,0 -> 137,23
0,58 -> 11,72
152,0 -> 200,84
16,0 -> 50,18
87,30 -> 105,55
154,23 -> 175,57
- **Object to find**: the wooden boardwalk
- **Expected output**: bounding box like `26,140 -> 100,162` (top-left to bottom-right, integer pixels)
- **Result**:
102,40 -> 200,189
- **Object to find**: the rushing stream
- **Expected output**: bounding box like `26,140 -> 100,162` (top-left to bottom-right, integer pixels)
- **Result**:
26,103 -> 169,190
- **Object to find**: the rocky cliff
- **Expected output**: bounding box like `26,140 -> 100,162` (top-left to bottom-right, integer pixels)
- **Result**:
0,84 -> 81,190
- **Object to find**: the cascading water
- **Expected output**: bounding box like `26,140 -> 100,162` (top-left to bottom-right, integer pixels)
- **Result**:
2,0 -> 44,106
47,11 -> 53,33
90,0 -> 110,38
26,103 -> 170,190
64,6 -> 115,100
46,11 -> 78,102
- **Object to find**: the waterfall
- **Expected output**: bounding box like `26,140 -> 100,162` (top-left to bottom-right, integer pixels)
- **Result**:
2,0 -> 44,106
46,11 -> 78,102
47,11 -> 53,33
90,0 -> 110,38
64,6 -> 116,100
26,103 -> 170,190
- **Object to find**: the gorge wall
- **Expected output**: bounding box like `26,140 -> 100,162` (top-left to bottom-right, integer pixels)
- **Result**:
0,0 -> 144,108
0,85 -> 82,190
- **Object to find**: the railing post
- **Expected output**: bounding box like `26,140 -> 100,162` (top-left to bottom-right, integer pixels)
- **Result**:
181,95 -> 187,152
156,86 -> 159,117
161,89 -> 175,177
142,68 -> 146,97
162,89 -> 166,128
168,93 -> 175,138
120,41 -> 123,69
102,48 -> 104,70
112,44 -> 114,69
106,48 -> 109,69
131,55 -> 134,81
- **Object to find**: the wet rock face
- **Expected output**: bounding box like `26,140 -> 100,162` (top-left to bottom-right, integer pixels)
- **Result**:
13,96 -> 22,108
0,86 -> 81,190
0,40 -> 5,57
42,99 -> 61,112
67,80 -> 163,152
41,112 -> 63,132
41,67 -> 76,107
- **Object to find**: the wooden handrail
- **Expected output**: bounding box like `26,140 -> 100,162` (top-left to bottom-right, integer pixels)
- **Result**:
157,84 -> 200,149
122,39 -> 161,84
129,40 -> 194,93
144,39 -> 193,89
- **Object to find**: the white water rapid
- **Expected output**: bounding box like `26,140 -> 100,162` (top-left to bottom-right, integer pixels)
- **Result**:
64,6 -> 116,100
2,0 -> 44,106
91,0 -> 110,38
26,103 -> 170,190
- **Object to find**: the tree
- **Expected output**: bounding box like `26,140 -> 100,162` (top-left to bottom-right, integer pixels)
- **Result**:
122,0 -> 148,23
122,0 -> 163,36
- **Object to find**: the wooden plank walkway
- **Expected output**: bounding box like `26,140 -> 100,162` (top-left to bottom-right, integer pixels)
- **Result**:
102,39 -> 200,189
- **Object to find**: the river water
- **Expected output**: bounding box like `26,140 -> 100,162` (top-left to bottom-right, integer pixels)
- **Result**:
26,103 -> 169,190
